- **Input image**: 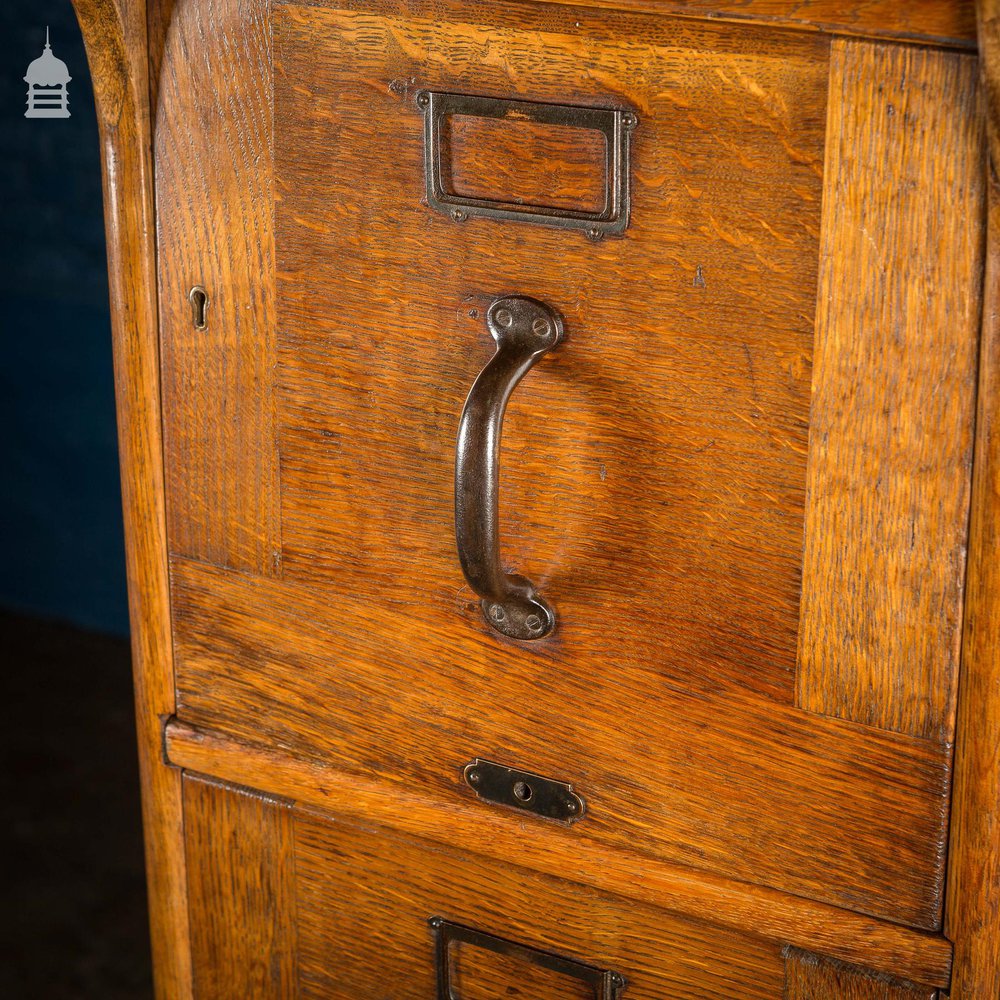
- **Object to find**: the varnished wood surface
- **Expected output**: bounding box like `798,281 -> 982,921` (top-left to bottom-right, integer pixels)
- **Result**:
69,1 -> 192,997
784,949 -> 937,1000
980,0 -> 1000,169
276,0 -> 824,705
445,114 -> 608,214
944,5 -> 1000,994
289,0 -> 977,48
293,805 -> 785,999
166,720 -> 954,989
796,40 -> 983,740
153,0 -> 281,574
123,0 -> 994,990
171,556 -> 951,930
184,775 -> 298,998
234,0 -> 956,929
524,0 -> 977,49
449,945 -> 596,1000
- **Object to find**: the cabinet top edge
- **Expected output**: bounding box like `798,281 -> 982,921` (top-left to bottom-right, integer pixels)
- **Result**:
279,0 -> 977,51
531,0 -> 977,49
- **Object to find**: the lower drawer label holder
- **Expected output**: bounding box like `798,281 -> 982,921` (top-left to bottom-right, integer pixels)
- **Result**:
430,917 -> 627,999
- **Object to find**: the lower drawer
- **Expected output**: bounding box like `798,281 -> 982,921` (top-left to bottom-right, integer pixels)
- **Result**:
182,773 -> 938,1000
294,811 -> 781,998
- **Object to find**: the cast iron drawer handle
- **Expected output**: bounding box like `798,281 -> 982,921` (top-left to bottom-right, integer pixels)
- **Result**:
455,296 -> 564,640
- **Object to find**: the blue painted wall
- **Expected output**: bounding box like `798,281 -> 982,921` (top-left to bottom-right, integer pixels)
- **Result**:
0,2 -> 129,635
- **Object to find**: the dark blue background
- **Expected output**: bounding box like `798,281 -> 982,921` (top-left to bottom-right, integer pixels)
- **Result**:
1,1 -> 128,635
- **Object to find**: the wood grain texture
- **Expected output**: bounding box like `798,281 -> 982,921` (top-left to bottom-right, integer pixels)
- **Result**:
784,949 -> 937,1000
139,0 -> 989,988
288,0 -> 976,49
293,807 -> 784,1000
944,6 -> 1000,994
449,943 -> 595,1000
248,0 -> 952,929
444,114 -> 608,214
153,0 -> 280,574
276,0 -> 825,706
980,0 -> 1000,170
184,775 -> 298,999
166,720 -> 954,989
519,0 -> 976,49
170,556 -> 952,931
796,39 -> 984,741
69,2 -> 192,997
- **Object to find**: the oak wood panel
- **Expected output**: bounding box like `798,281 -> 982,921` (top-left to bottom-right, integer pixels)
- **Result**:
981,0 -> 1000,171
522,1 -> 977,49
170,558 -> 950,931
444,115 -> 608,214
784,949 -> 937,1000
184,775 -> 298,999
154,0 -> 280,574
293,807 -> 784,999
166,721 -> 954,989
288,0 -> 977,49
944,6 -> 1000,995
70,2 -> 193,997
449,944 -> 594,1000
276,0 -> 826,705
796,39 -> 983,741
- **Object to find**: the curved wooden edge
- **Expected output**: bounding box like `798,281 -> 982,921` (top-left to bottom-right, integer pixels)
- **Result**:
945,8 -> 1000,998
70,2 -> 192,997
164,720 -> 954,990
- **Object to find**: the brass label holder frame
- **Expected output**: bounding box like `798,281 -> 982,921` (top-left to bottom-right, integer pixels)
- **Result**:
430,917 -> 627,998
418,90 -> 636,239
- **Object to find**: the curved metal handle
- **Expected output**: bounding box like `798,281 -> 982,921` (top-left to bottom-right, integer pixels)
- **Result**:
455,296 -> 564,640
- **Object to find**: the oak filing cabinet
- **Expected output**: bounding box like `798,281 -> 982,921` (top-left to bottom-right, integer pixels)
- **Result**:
74,0 -> 1000,996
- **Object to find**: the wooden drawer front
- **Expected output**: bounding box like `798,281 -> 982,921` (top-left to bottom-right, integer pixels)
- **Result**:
293,807 -> 783,999
155,0 -> 984,942
274,1 -> 824,705
182,775 -> 941,999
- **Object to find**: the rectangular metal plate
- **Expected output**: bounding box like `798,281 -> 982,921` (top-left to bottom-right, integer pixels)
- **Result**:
463,758 -> 585,823
431,918 -> 627,999
419,90 -> 635,238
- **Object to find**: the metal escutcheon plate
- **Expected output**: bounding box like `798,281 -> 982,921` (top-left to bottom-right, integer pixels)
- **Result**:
463,758 -> 585,823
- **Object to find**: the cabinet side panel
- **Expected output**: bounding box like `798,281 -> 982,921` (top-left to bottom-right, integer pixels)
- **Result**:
154,0 -> 280,574
72,0 -> 193,995
797,39 -> 985,740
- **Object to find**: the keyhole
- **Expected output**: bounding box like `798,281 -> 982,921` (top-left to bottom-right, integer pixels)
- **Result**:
512,781 -> 533,803
189,286 -> 209,329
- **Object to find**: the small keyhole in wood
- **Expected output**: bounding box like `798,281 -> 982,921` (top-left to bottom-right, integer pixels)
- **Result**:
189,286 -> 209,329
